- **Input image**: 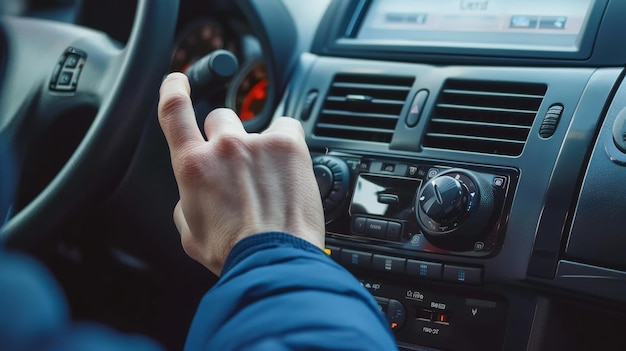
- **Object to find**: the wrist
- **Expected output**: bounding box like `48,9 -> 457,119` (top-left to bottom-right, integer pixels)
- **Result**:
221,232 -> 326,275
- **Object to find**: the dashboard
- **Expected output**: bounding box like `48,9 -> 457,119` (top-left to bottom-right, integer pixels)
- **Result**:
9,0 -> 626,350
278,0 -> 626,350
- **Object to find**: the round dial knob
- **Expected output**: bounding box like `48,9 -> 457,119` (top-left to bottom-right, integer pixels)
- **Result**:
312,155 -> 350,222
416,169 -> 494,250
314,164 -> 334,199
419,176 -> 468,224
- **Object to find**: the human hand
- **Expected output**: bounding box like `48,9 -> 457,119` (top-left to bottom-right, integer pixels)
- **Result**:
158,73 -> 325,276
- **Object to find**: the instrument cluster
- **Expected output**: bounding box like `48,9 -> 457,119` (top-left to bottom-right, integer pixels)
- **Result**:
170,17 -> 269,123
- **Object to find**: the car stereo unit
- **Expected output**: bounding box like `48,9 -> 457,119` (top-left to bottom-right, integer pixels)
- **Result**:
313,151 -> 518,260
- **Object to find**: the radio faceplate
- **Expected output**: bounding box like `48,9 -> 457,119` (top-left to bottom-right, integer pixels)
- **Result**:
314,151 -> 518,259
358,274 -> 508,351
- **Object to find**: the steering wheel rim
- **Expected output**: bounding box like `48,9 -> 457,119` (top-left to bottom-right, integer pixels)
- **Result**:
0,1 -> 179,248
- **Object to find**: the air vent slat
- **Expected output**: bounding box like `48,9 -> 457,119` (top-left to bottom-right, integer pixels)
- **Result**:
442,89 -> 545,99
321,109 -> 400,120
430,118 -> 532,130
423,79 -> 547,156
313,73 -> 414,144
326,96 -> 406,106
425,133 -> 527,144
436,103 -> 538,115
316,123 -> 393,134
332,82 -> 412,92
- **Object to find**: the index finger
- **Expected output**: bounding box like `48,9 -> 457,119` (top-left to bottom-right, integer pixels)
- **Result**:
158,73 -> 205,153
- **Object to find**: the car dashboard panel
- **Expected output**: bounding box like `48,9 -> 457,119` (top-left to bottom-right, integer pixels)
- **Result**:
277,0 -> 626,349
17,0 -> 626,350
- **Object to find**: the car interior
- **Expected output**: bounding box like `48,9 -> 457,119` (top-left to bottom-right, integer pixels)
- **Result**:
2,0 -> 626,350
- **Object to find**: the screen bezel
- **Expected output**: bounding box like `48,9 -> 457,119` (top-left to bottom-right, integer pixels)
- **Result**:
326,0 -> 608,61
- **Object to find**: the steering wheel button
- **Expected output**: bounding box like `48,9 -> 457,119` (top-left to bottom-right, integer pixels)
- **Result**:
58,72 -> 73,86
64,54 -> 80,68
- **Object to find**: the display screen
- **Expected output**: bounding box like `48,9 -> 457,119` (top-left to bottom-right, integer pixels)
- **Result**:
357,0 -> 595,52
349,174 -> 420,219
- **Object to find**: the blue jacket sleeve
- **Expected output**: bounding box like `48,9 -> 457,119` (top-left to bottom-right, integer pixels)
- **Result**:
184,232 -> 398,351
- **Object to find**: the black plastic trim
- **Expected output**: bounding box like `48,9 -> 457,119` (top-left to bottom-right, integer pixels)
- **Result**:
527,69 -> 622,278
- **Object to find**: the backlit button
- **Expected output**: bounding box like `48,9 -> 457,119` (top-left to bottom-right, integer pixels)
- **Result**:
372,254 -> 406,274
406,260 -> 442,280
387,299 -> 406,330
365,219 -> 387,238
340,249 -> 372,269
443,265 -> 482,284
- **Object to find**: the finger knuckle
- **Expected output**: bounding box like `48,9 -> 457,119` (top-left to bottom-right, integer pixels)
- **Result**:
265,132 -> 302,153
174,148 -> 209,180
213,134 -> 251,161
158,92 -> 191,119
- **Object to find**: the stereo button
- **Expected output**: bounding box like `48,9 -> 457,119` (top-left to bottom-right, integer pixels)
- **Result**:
372,254 -> 406,274
340,249 -> 372,269
443,265 -> 482,284
406,260 -> 442,281
406,89 -> 429,128
387,299 -> 406,330
386,222 -> 402,241
365,219 -> 388,238
353,217 -> 366,234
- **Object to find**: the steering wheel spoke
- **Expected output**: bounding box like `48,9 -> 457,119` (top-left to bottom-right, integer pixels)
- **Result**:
0,1 -> 179,247
0,16 -> 122,127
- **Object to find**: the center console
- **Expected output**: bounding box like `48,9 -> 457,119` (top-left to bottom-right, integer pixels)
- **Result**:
314,153 -> 515,350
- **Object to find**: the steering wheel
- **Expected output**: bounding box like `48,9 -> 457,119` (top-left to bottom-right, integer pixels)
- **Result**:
0,1 -> 179,248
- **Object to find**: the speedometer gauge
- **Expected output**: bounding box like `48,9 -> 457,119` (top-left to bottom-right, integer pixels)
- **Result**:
170,19 -> 237,72
227,60 -> 268,121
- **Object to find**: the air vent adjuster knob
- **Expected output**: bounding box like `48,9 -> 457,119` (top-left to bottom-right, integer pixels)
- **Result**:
416,169 -> 494,250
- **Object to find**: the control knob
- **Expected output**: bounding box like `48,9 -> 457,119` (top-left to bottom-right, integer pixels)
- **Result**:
416,169 -> 494,250
312,155 -> 350,222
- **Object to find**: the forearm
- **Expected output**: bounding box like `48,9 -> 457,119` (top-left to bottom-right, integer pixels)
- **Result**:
184,232 -> 397,350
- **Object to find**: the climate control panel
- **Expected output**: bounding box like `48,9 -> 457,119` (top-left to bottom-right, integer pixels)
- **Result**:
313,152 -> 517,258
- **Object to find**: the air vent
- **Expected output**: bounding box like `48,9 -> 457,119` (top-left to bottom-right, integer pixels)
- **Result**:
314,73 -> 414,143
423,79 -> 547,156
